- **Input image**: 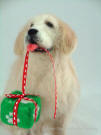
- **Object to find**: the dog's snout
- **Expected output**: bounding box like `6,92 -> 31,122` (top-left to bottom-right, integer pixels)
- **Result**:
28,29 -> 38,36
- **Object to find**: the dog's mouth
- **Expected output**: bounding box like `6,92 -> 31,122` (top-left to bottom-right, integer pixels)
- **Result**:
27,42 -> 53,53
27,39 -> 53,53
35,47 -> 47,53
35,46 -> 53,52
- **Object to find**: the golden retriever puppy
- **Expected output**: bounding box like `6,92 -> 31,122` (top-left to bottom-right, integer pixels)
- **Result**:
0,14 -> 80,135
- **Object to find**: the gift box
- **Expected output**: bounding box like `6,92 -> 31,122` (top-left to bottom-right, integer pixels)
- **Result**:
0,90 -> 41,129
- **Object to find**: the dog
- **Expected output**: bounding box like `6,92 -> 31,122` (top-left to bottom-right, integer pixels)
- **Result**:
0,14 -> 80,135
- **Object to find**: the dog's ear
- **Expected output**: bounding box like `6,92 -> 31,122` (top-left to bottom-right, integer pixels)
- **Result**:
60,22 -> 77,54
14,25 -> 28,55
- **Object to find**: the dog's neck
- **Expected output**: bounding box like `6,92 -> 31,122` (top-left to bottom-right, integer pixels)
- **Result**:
21,51 -> 69,76
28,52 -> 57,72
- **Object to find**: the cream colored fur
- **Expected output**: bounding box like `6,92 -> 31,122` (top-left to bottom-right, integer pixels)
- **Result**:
0,14 -> 80,135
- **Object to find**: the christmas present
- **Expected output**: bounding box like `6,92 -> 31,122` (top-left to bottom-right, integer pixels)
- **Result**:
1,90 -> 41,129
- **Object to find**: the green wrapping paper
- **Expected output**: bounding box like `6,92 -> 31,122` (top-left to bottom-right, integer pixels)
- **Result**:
0,90 -> 41,129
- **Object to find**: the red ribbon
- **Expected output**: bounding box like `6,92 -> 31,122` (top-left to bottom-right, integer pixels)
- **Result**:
40,47 -> 57,119
5,45 -> 57,126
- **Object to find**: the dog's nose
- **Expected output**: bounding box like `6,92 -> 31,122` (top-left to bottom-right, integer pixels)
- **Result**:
28,29 -> 38,36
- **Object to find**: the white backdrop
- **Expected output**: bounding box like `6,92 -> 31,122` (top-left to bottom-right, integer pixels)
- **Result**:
0,0 -> 101,135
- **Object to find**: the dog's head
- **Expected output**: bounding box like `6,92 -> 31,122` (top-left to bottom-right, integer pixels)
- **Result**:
14,14 -> 77,55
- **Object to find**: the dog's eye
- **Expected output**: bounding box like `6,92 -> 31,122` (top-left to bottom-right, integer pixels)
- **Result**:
45,21 -> 54,28
30,23 -> 34,27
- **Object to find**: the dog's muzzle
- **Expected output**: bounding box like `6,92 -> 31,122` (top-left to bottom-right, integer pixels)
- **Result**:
26,29 -> 53,53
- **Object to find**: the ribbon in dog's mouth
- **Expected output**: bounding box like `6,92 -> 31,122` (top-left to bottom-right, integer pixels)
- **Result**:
27,44 -> 53,53
27,44 -> 57,119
